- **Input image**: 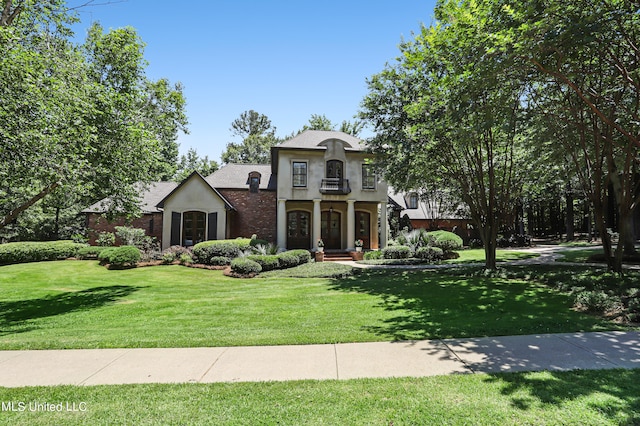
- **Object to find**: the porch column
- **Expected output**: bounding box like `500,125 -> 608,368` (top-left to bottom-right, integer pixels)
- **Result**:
313,199 -> 322,249
347,199 -> 356,251
380,201 -> 388,249
277,199 -> 287,249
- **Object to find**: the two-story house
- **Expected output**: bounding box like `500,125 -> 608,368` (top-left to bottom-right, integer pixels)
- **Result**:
83,130 -> 389,251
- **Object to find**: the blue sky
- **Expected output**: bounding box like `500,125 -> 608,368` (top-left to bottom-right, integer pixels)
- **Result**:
71,0 -> 437,163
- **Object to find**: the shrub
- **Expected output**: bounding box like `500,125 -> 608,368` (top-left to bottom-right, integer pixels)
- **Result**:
363,250 -> 384,260
573,291 -> 619,313
192,239 -> 252,263
161,245 -> 192,264
428,230 -> 463,253
77,246 -> 111,259
249,238 -> 270,248
230,257 -> 262,275
115,226 -> 146,247
98,245 -> 140,268
287,249 -> 311,265
209,256 -> 231,266
276,251 -> 299,268
382,246 -> 412,259
252,243 -> 280,255
247,255 -> 280,271
96,232 -> 115,247
0,241 -> 87,265
415,246 -> 444,261
179,253 -> 193,265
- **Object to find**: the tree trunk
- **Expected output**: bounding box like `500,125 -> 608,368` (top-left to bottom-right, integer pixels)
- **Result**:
565,187 -> 574,241
0,182 -> 60,230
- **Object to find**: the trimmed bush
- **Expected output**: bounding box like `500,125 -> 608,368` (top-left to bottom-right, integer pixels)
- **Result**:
230,257 -> 262,275
192,239 -> 252,263
209,256 -> 231,266
382,245 -> 412,259
247,255 -> 280,271
276,251 -> 299,268
249,238 -> 270,248
364,250 -> 384,260
427,230 -> 463,253
0,241 -> 87,265
287,249 -> 311,265
98,245 -> 140,268
96,232 -> 115,247
77,246 -> 111,259
415,246 -> 444,262
161,245 -> 192,264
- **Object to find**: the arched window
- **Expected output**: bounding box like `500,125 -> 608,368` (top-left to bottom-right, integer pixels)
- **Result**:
326,160 -> 344,179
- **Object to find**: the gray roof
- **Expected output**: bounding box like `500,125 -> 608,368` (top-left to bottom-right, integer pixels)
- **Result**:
206,164 -> 276,190
277,130 -> 367,151
389,189 -> 468,220
82,181 -> 178,214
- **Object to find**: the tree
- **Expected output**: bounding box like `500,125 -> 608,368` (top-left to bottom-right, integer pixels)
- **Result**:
221,110 -> 280,164
0,3 -> 188,233
360,0 -> 527,269
174,147 -> 219,182
296,114 -> 365,136
496,0 -> 640,272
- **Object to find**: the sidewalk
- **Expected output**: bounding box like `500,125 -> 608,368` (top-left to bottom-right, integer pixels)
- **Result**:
1,331 -> 638,387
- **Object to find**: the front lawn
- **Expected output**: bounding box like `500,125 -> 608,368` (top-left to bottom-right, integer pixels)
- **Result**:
1,369 -> 639,425
0,260 -> 625,350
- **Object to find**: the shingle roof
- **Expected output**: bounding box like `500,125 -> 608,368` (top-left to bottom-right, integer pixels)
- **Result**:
82,181 -> 178,214
206,164 -> 276,190
277,130 -> 366,151
389,189 -> 468,220
156,171 -> 235,210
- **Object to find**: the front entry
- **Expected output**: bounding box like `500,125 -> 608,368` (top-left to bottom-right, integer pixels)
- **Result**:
356,211 -> 371,249
321,211 -> 341,249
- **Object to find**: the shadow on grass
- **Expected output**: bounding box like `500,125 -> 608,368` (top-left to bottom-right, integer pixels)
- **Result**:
329,269 -> 616,341
0,285 -> 144,335
485,369 -> 640,423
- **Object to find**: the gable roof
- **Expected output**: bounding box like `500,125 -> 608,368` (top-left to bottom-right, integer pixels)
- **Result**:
206,164 -> 276,190
156,170 -> 235,210
389,189 -> 469,220
277,130 -> 366,151
82,181 -> 178,214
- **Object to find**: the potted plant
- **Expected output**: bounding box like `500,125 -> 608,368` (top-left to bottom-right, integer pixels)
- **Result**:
355,239 -> 364,252
317,239 -> 324,252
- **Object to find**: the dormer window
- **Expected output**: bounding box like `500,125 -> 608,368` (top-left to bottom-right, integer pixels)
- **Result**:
408,193 -> 419,209
247,171 -> 261,193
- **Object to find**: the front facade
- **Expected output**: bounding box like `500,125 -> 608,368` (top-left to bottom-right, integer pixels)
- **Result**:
84,131 -> 389,251
272,131 -> 388,251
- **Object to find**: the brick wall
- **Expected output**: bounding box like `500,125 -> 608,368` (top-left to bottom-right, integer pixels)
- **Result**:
218,189 -> 277,243
86,212 -> 163,246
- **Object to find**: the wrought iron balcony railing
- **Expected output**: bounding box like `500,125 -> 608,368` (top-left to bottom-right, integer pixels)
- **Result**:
320,178 -> 351,194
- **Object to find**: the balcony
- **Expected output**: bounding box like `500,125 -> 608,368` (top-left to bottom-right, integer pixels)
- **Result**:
320,178 -> 351,194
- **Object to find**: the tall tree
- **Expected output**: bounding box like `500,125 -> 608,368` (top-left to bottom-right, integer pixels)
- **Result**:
0,3 -> 188,233
296,114 -> 365,136
221,110 -> 279,164
496,0 -> 640,272
360,0 -> 527,269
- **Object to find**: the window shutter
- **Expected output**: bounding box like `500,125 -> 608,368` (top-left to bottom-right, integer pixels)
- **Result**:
207,212 -> 218,240
170,212 -> 181,246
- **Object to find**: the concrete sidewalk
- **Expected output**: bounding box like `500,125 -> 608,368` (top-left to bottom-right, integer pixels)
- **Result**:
1,331 -> 638,387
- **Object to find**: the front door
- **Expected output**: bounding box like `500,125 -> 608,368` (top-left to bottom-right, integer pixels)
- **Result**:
356,211 -> 371,249
321,211 -> 341,249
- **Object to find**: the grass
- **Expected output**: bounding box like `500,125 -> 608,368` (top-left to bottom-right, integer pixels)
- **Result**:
556,247 -> 604,263
359,248 -> 538,265
0,260 -> 627,350
1,369 -> 639,425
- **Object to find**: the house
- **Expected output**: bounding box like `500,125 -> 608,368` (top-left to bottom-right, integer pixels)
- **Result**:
388,189 -> 474,242
84,130 -> 390,251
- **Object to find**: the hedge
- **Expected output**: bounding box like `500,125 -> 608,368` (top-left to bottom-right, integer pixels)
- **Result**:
415,246 -> 444,261
246,255 -> 280,271
382,245 -> 412,259
192,238 -> 252,263
230,257 -> 262,275
98,245 -> 141,268
77,246 -> 112,260
0,241 -> 87,265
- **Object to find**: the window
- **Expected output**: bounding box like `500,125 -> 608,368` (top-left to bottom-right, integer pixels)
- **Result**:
326,160 -> 343,179
292,162 -> 307,187
249,176 -> 259,193
362,164 -> 375,189
408,193 -> 419,209
182,211 -> 206,246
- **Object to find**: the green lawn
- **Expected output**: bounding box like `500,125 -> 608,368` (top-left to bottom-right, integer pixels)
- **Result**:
445,248 -> 538,263
556,247 -> 603,263
1,369 -> 639,425
0,260 -> 623,350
